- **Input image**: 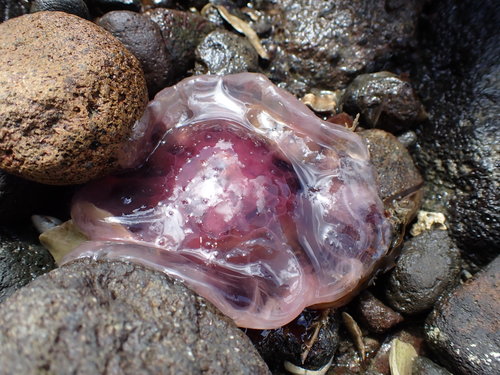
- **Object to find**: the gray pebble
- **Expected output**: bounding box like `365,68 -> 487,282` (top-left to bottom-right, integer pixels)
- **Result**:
384,230 -> 462,315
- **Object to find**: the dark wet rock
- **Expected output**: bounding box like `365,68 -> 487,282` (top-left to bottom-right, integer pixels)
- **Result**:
145,8 -> 215,79
30,0 -> 90,19
96,11 -> 172,97
87,0 -> 141,14
412,0 -> 500,263
195,30 -> 259,75
0,231 -> 56,303
247,310 -> 339,372
139,0 -> 175,12
412,356 -> 453,375
0,171 -> 73,224
384,230 -> 462,315
360,129 -> 423,247
0,258 -> 270,374
0,0 -> 29,22
0,12 -> 148,185
264,0 -> 425,96
353,291 -> 403,334
425,256 -> 500,375
341,72 -> 426,134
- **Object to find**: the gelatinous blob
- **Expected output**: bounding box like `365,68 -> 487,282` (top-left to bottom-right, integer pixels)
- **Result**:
64,73 -> 392,329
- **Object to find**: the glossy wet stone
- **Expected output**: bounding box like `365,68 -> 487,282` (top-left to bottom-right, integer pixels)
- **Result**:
195,29 -> 259,75
341,72 -> 426,134
0,259 -> 270,374
66,73 -> 392,329
384,230 -> 462,315
264,0 -> 425,95
30,0 -> 90,19
145,8 -> 215,78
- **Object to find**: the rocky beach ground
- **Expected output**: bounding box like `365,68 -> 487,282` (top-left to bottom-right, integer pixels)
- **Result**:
0,0 -> 498,374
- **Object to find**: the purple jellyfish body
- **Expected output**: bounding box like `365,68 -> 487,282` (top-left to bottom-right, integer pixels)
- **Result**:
65,73 -> 392,329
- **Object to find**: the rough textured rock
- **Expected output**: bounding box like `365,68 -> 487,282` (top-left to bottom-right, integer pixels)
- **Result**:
0,258 -> 270,374
0,231 -> 56,303
96,10 -> 172,97
425,256 -> 500,375
412,356 -> 453,375
30,0 -> 90,19
412,0 -> 500,263
0,12 -> 148,185
384,230 -> 462,315
145,8 -> 215,78
264,0 -> 424,95
195,30 -> 259,75
353,291 -> 403,334
341,72 -> 426,134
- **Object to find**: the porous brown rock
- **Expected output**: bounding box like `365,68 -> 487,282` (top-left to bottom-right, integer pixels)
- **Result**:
0,11 -> 148,185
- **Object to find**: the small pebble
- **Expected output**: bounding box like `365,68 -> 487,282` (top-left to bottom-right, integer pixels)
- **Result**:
341,71 -> 427,134
353,291 -> 404,334
195,29 -> 259,75
384,230 -> 462,315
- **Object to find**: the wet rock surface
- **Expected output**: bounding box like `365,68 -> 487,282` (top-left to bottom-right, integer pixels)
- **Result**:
0,11 -> 148,185
412,356 -> 453,375
96,10 -> 172,96
341,72 -> 426,134
0,0 -> 28,22
353,291 -> 403,334
360,129 -> 423,245
412,0 -> 500,263
0,230 -> 56,303
384,230 -> 462,315
0,258 -> 270,374
145,8 -> 215,79
30,0 -> 90,19
195,29 -> 259,75
247,310 -> 339,372
264,0 -> 425,95
425,255 -> 500,375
